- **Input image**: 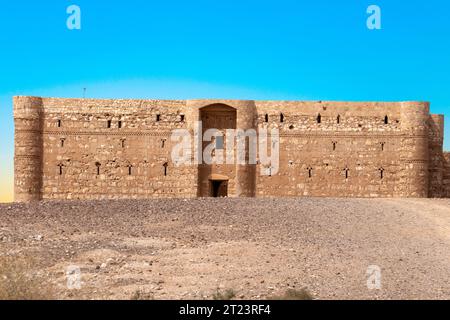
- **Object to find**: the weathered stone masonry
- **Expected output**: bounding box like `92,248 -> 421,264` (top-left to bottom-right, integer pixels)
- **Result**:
14,96 -> 450,201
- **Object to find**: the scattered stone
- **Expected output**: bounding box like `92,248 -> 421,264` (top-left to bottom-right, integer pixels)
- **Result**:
0,198 -> 449,300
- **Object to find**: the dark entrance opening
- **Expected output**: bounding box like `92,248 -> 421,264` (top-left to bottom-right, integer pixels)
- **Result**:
210,180 -> 228,198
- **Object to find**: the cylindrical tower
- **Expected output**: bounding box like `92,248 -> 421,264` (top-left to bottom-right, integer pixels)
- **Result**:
235,101 -> 257,197
14,96 -> 43,202
428,114 -> 444,198
399,102 -> 430,198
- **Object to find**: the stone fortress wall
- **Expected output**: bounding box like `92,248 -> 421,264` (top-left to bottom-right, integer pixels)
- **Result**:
13,96 -> 450,201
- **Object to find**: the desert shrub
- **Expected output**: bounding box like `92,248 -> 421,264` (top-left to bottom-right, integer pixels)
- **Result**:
130,289 -> 154,300
212,288 -> 236,300
0,255 -> 54,300
269,288 -> 313,300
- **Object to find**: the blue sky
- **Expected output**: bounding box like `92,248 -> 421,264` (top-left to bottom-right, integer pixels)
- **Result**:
0,0 -> 449,201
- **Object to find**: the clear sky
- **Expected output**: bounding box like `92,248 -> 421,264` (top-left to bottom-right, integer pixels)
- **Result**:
0,0 -> 449,202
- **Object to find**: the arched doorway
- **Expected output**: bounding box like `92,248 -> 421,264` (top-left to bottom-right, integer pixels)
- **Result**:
197,104 -> 237,197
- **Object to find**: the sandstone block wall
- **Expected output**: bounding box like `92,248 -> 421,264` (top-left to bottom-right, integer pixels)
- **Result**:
443,153 -> 450,198
13,96 -> 448,201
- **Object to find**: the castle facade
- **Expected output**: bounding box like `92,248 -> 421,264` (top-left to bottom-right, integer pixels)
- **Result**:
13,96 -> 450,201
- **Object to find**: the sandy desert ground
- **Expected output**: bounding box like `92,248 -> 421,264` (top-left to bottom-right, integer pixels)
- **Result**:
1,198 -> 449,300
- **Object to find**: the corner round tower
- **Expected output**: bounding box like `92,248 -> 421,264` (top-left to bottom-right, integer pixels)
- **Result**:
428,114 -> 445,197
235,100 -> 257,197
399,102 -> 430,197
14,96 -> 43,202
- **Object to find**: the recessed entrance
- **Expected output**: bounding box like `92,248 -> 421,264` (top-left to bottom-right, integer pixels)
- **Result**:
210,180 -> 228,197
197,104 -> 236,197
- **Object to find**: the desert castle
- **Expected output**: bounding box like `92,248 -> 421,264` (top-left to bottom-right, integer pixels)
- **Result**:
14,96 -> 450,201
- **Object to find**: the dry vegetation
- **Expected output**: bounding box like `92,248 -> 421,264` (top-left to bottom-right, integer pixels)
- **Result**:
269,288 -> 314,300
130,288 -> 155,300
212,289 -> 237,300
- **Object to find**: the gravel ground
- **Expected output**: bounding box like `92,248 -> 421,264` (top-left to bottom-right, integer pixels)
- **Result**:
1,198 -> 449,300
